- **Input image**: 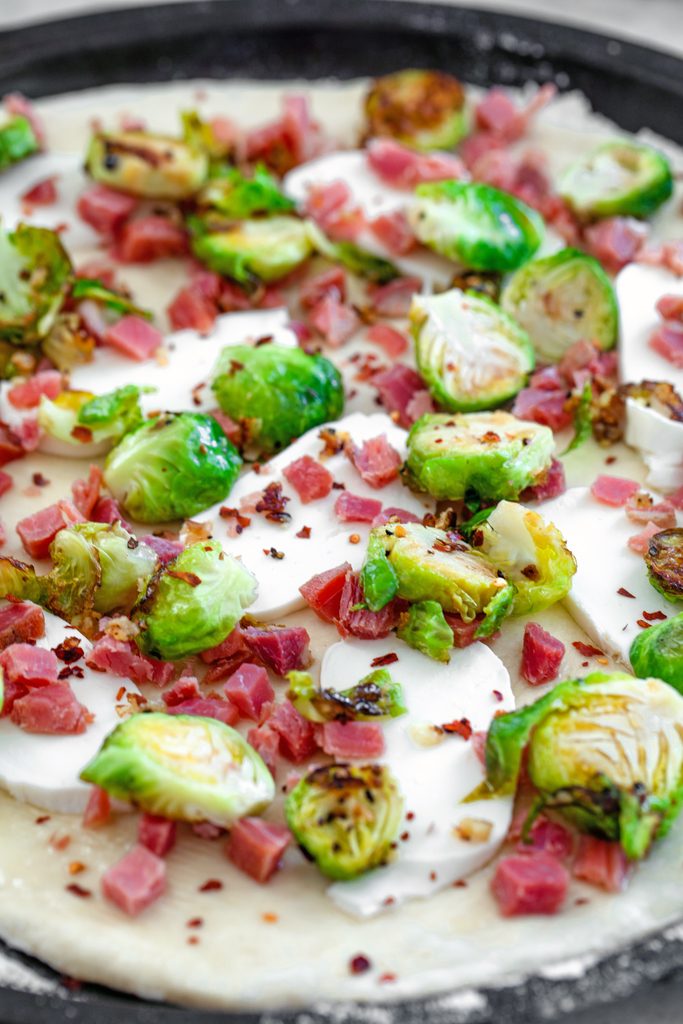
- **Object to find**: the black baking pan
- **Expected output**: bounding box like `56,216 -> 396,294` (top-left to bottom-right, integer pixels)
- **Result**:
0,2 -> 682,1021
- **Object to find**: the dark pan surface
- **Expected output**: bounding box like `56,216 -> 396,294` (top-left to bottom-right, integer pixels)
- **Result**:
0,2 -> 682,1021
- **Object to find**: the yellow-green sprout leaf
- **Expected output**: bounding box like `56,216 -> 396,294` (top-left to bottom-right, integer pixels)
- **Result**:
397,599 -> 453,662
364,69 -> 469,150
560,140 -> 673,220
0,224 -> 72,345
198,164 -> 295,219
39,384 -> 151,450
306,220 -> 399,283
563,379 -> 593,455
70,279 -> 152,320
286,668 -> 406,723
0,116 -> 40,172
86,130 -> 208,199
630,611 -> 683,693
360,530 -> 399,611
81,712 -> 274,826
192,215 -> 312,285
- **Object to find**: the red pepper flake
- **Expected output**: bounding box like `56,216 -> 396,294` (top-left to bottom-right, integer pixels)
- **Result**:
71,425 -> 93,444
116,685 -> 127,701
50,833 -> 72,851
53,637 -> 84,663
263,547 -> 285,560
492,689 -> 503,702
68,861 -> 86,875
400,831 -> 410,842
379,973 -> 397,984
371,652 -> 399,667
382,896 -> 395,907
66,883 -> 92,899
219,506 -> 251,532
643,610 -> 667,621
186,917 -> 203,929
406,811 -> 415,821
35,815 -> 51,825
32,472 -> 50,487
575,897 -> 590,906
187,936 -> 200,945
262,912 -> 279,924
166,570 -> 202,587
636,620 -> 651,629
199,878 -> 223,892
331,481 -> 346,490
572,641 -> 604,657
58,664 -> 85,680
617,587 -> 635,598
296,525 -> 312,539
452,879 -> 468,888
605,456 -> 617,465
442,717 -> 473,740
60,975 -> 83,992
349,534 -> 361,545
255,482 -> 291,523
349,954 -> 372,975
429,871 -> 437,882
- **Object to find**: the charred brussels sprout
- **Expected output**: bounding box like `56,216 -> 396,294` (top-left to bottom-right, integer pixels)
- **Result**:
476,501 -> 576,616
630,612 -> 683,693
39,384 -> 150,452
211,344 -> 344,454
0,115 -> 40,172
0,224 -> 72,345
286,763 -> 404,880
396,599 -> 453,662
375,521 -> 514,630
411,289 -> 534,412
404,411 -> 554,502
306,221 -> 398,284
473,673 -> 683,860
287,669 -> 406,723
192,215 -> 312,285
560,141 -> 673,220
134,540 -> 256,660
364,69 -> 468,150
86,130 -> 208,200
81,712 -> 274,826
198,164 -> 295,219
501,248 -> 618,363
408,181 -> 544,273
645,529 -> 683,603
103,412 -> 241,523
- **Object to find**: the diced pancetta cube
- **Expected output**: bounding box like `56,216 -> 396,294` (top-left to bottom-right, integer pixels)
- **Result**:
138,813 -> 177,858
346,434 -> 402,489
320,720 -> 385,759
491,851 -> 569,916
573,835 -> 630,893
165,696 -> 239,726
0,643 -> 59,687
520,622 -> 565,686
299,563 -> 352,623
103,315 -> 163,361
334,491 -> 382,522
226,816 -> 291,883
77,184 -> 138,235
224,663 -> 274,721
7,370 -> 62,409
82,786 -> 111,828
366,323 -> 409,358
115,215 -> 187,263
86,635 -> 174,687
16,500 -> 84,559
590,475 -> 640,507
242,625 -> 311,677
283,454 -> 333,503
0,601 -> 44,650
337,570 -> 402,639
10,682 -> 89,734
268,700 -> 319,763
101,844 -> 167,916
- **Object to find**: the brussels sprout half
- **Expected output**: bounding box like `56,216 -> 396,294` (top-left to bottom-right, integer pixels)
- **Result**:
0,224 -> 72,346
396,599 -> 453,662
134,540 -> 256,661
287,668 -> 406,723
411,288 -> 534,412
374,521 -> 514,629
38,384 -> 150,450
86,130 -> 208,200
560,141 -> 673,220
500,248 -> 618,364
211,343 -> 344,454
192,215 -> 313,285
104,412 -> 242,523
404,411 -> 554,503
286,763 -> 404,881
630,612 -> 683,693
473,672 -> 683,860
305,221 -> 399,284
198,164 -> 296,219
70,278 -> 153,320
476,501 -> 576,617
408,181 -> 544,273
364,69 -> 469,151
645,529 -> 683,603
0,115 -> 40,172
81,712 -> 274,826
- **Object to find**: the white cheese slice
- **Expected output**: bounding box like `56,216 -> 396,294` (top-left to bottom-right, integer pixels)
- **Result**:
625,397 -> 683,492
283,150 -> 457,289
541,486 -> 681,666
616,262 -> 683,391
0,606 -> 140,814
320,636 -> 514,917
197,411 -> 433,619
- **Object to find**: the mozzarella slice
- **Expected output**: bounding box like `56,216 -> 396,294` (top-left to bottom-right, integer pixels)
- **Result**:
617,263 -> 683,391
283,150 -> 457,289
542,486 -> 681,665
320,636 -> 514,917
0,607 -> 140,814
198,412 -> 433,619
625,397 -> 683,492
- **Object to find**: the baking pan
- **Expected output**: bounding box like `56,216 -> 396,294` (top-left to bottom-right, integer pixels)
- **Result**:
0,2 -> 682,1020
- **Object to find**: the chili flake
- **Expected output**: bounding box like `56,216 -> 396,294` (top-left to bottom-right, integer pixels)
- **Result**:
617,587 -> 635,598
199,879 -> 223,892
349,955 -> 372,975
572,641 -> 604,657
66,884 -> 92,899
370,652 -> 399,667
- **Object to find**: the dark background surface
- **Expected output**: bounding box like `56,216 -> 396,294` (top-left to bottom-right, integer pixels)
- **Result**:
0,2 -> 682,1021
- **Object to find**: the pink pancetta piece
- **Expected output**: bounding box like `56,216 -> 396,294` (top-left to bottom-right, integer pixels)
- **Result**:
101,844 -> 167,916
226,817 -> 291,883
520,622 -> 565,686
10,682 -> 89,734
283,454 -> 333,503
320,720 -> 385,759
223,663 -> 274,722
85,635 -> 174,687
590,475 -> 640,507
103,315 -> 163,361
0,643 -> 59,687
346,435 -> 402,489
491,851 -> 569,916
138,814 -> 177,858
7,370 -> 62,410
16,500 -> 84,559
0,601 -> 44,650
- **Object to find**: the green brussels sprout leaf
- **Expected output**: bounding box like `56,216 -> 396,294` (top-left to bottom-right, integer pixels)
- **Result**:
0,224 -> 73,345
0,116 -> 40,172
396,599 -> 453,662
562,379 -> 593,455
192,215 -> 312,285
360,530 -> 399,611
560,140 -> 673,220
630,611 -> 683,693
306,221 -> 399,283
198,163 -> 295,219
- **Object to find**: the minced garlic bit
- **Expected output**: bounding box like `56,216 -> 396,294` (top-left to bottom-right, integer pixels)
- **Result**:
453,817 -> 493,843
104,615 -> 140,642
409,722 -> 446,748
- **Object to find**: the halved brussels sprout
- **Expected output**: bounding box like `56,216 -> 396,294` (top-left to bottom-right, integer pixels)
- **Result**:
360,530 -> 399,611
0,224 -> 72,345
500,248 -> 618,363
404,411 -> 554,502
363,69 -> 468,150
645,529 -> 683,603
411,288 -> 534,412
286,763 -> 404,881
408,181 -> 544,273
287,668 -> 406,723
103,412 -> 242,523
0,115 -> 40,172
306,221 -> 398,284
180,110 -> 235,162
396,599 -> 453,662
134,540 -> 256,660
559,141 -> 673,220
198,164 -> 295,219
192,215 -> 312,285
81,712 -> 274,826
39,384 -> 150,451
41,312 -> 95,372
211,343 -> 344,454
375,521 -> 514,629
473,672 -> 683,860
630,612 -> 683,693
0,522 -> 159,632
476,501 -> 576,616
85,130 -> 208,199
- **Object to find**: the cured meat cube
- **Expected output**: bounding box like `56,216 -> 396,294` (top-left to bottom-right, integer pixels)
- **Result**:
337,570 -> 402,639
82,786 -> 111,828
320,720 -> 385,759
283,454 -> 333,503
7,370 -> 62,409
138,813 -> 177,857
491,852 -> 569,916
372,365 -> 426,428
334,491 -> 382,523
369,276 -> 421,318
0,601 -> 44,650
242,625 -> 311,677
268,700 -> 319,763
103,315 -> 162,361
517,817 -> 574,861
102,844 -> 167,916
346,435 -> 402,489
0,643 -> 59,687
590,475 -> 640,507
116,215 -> 187,263
520,622 -> 565,686
226,817 -> 291,883
77,184 -> 137,235
165,696 -> 239,726
162,676 -> 201,707
223,664 -> 274,721
11,682 -> 89,734
573,835 -> 630,893
299,563 -> 351,623
16,501 -> 83,559
366,323 -> 409,358
247,723 -> 280,776
86,635 -> 174,687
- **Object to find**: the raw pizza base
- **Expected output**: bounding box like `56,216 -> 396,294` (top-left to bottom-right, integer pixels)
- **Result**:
0,79 -> 681,1011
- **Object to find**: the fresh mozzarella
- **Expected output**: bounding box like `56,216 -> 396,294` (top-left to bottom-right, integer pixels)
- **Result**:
625,397 -> 683,491
198,412 -> 433,619
616,263 -> 683,390
321,636 -> 514,917
0,607 -> 140,814
283,150 -> 456,289
542,486 -> 681,665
